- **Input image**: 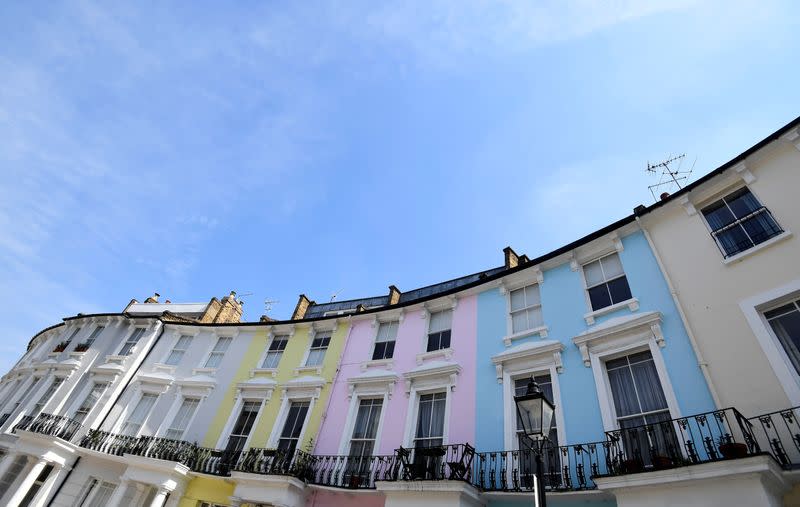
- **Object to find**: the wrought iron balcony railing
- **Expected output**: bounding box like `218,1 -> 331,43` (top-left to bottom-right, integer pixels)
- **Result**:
386,443 -> 475,482
80,429 -> 139,456
235,448 -> 315,480
749,406 -> 800,469
189,447 -> 236,476
128,435 -> 197,465
12,415 -> 35,434
19,413 -> 82,441
601,408 -> 760,475
473,439 -> 610,492
306,454 -> 398,489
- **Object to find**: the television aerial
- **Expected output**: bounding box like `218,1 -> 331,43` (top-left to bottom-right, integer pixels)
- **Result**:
646,154 -> 695,202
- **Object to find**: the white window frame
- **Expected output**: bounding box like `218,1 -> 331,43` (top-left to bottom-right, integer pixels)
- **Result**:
215,397 -> 265,451
256,333 -> 291,372
161,332 -> 197,367
338,388 -> 390,456
403,387 -> 450,449
68,381 -> 109,426
266,381 -> 323,450
740,278 -> 800,406
31,376 -> 66,418
117,327 -> 145,356
416,301 -> 457,364
500,274 -> 549,345
111,389 -> 160,437
371,320 -> 399,362
578,252 -> 639,325
77,477 -> 118,507
160,395 -> 201,441
574,316 -> 680,432
303,331 -> 332,367
84,325 -> 106,347
500,364 -> 565,450
201,336 -> 233,369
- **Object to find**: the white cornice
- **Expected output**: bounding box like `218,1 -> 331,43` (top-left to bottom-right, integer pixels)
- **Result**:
491,340 -> 565,382
573,311 -> 664,367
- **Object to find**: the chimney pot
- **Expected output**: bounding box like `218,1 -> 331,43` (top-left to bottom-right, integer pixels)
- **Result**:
660,192 -> 670,201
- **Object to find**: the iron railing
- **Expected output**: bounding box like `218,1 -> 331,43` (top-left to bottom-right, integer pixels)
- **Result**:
80,429 -> 139,456
128,435 -> 197,464
306,454 -> 398,489
189,447 -> 236,476
387,443 -> 475,481
709,206 -> 783,258
19,413 -> 82,441
12,415 -> 35,434
473,439 -> 610,492
749,406 -> 800,469
601,408 -> 760,475
235,448 -> 315,480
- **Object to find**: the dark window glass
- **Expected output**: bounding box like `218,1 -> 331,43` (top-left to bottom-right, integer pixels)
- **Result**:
702,187 -> 782,258
278,402 -> 310,453
588,285 -> 612,311
372,341 -> 395,360
426,330 -> 451,352
766,300 -> 800,376
607,276 -> 633,304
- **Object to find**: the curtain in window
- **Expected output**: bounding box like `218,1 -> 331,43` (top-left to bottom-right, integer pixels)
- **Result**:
607,365 -> 641,418
583,260 -> 605,287
630,360 -> 669,413
121,393 -> 158,436
429,311 -> 452,333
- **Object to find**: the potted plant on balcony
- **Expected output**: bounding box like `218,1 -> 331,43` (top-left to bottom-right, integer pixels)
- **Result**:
717,435 -> 748,459
52,341 -> 68,353
74,342 -> 90,352
651,455 -> 674,469
618,457 -> 644,474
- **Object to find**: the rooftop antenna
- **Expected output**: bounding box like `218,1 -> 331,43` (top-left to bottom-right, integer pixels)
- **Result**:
330,289 -> 343,302
236,292 -> 253,304
263,298 -> 279,315
646,154 -> 695,202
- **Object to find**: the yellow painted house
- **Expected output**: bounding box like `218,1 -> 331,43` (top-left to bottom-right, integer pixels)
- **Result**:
179,319 -> 349,506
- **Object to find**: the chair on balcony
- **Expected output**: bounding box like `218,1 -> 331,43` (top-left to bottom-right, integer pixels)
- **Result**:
447,443 -> 475,480
396,446 -> 427,480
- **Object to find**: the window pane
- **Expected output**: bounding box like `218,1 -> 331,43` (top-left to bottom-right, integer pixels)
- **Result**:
376,322 -> 398,342
269,337 -> 288,351
205,352 -> 223,368
306,349 -> 324,366
429,310 -> 453,333
510,289 -> 526,312
741,211 -> 782,245
702,200 -> 736,231
212,337 -> 232,352
583,260 -> 604,287
601,253 -> 624,279
765,303 -> 798,320
607,276 -> 632,304
726,188 -> 761,218
768,304 -> 800,375
716,225 -> 752,257
511,311 -> 528,334
630,361 -> 669,413
588,284 -> 612,311
607,366 -> 641,417
526,307 -> 543,329
165,350 -> 184,366
525,285 -> 541,307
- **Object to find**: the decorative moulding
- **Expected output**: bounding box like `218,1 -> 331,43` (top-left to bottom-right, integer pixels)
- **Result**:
503,326 -> 549,347
678,195 -> 697,216
416,347 -> 453,366
360,358 -> 394,372
347,369 -> 398,400
281,375 -> 326,401
236,377 -> 277,401
583,298 -> 639,325
781,127 -> 800,151
403,360 -> 461,396
491,340 -> 565,383
498,267 -> 544,295
249,368 -> 278,378
192,367 -> 218,377
573,311 -> 663,367
294,365 -> 323,377
732,161 -> 756,184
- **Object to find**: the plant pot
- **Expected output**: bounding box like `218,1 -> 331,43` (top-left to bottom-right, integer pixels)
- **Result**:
620,459 -> 644,474
652,455 -> 673,469
348,476 -> 362,488
719,442 -> 748,459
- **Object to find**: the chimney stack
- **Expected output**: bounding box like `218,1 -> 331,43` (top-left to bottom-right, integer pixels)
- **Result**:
292,294 -> 315,320
144,293 -> 160,304
388,285 -> 402,305
503,247 -> 520,269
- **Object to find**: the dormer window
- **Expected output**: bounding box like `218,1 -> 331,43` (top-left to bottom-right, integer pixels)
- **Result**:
427,310 -> 452,352
701,187 -> 782,258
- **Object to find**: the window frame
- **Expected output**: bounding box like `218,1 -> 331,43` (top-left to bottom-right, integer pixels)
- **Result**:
162,333 -> 195,366
581,252 -> 633,313
426,309 -> 453,353
202,336 -> 233,369
117,391 -> 159,437
699,185 -> 784,259
117,327 -> 145,356
304,332 -> 332,367
215,398 -> 265,453
276,400 -> 312,453
372,320 -> 399,361
259,334 -> 290,370
71,382 -> 109,425
84,325 -> 106,347
162,396 -> 201,441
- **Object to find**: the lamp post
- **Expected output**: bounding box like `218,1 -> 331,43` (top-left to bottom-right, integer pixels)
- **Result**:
514,377 -> 556,507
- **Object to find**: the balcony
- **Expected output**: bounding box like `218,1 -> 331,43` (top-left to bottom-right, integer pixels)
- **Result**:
305,454 -> 398,489
15,413 -> 82,441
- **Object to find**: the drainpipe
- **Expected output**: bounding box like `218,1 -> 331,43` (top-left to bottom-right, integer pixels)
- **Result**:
635,216 -> 723,408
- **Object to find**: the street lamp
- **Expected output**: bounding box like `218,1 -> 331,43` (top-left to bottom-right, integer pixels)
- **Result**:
514,377 -> 556,507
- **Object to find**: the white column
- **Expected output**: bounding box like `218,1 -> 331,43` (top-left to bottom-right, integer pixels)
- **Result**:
105,478 -> 130,507
0,452 -> 19,483
163,487 -> 183,507
6,458 -> 47,507
31,463 -> 66,507
148,487 -> 171,507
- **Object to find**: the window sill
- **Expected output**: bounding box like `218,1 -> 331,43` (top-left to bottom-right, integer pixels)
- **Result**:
152,363 -> 177,374
361,358 -> 394,372
294,365 -> 323,376
250,368 -> 278,378
192,367 -> 218,376
416,348 -> 453,366
104,354 -> 129,365
503,326 -> 549,347
722,231 -> 792,265
583,298 -> 639,325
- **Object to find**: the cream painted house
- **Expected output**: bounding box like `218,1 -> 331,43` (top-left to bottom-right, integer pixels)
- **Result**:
638,117 -> 800,416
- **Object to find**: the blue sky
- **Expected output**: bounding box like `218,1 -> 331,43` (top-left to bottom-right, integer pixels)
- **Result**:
0,1 -> 798,372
